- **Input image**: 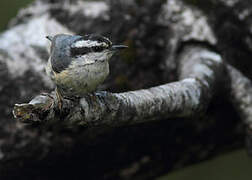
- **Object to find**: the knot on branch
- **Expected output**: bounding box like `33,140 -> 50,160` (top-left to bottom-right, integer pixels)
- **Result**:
13,94 -> 54,124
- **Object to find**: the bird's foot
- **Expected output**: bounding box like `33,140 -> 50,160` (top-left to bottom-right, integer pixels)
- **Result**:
40,92 -> 54,100
64,96 -> 80,102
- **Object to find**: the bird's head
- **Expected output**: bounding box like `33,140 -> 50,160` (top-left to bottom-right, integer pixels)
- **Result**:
46,34 -> 127,61
46,34 -> 127,73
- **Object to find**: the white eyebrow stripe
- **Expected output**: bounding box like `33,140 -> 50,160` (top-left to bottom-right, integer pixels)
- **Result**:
72,40 -> 108,48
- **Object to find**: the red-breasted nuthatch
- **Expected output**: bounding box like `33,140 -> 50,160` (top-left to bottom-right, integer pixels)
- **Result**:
46,34 -> 127,107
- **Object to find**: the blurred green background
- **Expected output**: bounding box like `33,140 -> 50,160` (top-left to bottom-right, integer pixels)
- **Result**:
1,0 -> 252,180
0,0 -> 33,31
158,149 -> 252,180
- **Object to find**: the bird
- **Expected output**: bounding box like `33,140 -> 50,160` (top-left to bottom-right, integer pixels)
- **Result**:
45,34 -> 127,109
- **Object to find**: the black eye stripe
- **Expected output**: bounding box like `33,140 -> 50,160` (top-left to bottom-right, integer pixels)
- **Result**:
71,46 -> 106,56
71,47 -> 92,56
92,46 -> 105,52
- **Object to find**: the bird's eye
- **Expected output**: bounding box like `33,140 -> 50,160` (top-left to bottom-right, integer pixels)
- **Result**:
93,46 -> 103,52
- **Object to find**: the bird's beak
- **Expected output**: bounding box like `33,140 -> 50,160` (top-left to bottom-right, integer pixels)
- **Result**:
46,35 -> 53,42
111,45 -> 128,51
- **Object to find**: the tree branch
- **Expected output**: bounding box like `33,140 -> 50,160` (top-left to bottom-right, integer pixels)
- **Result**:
226,64 -> 252,155
13,46 -> 224,127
